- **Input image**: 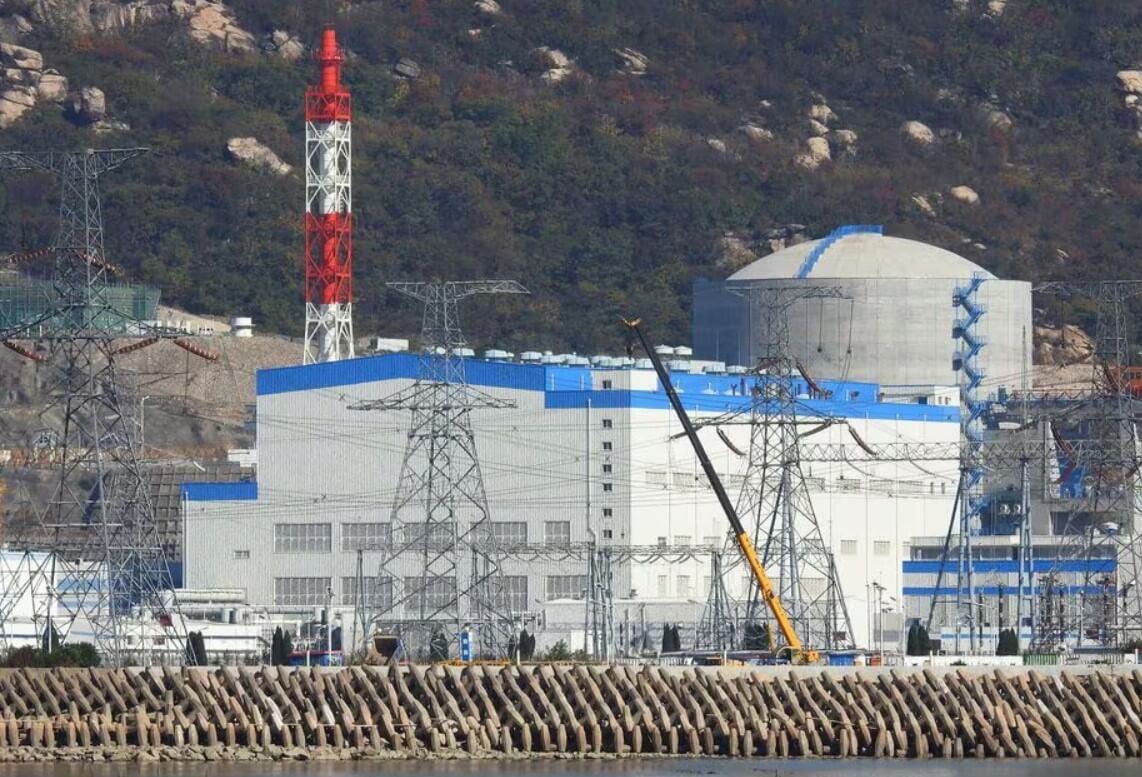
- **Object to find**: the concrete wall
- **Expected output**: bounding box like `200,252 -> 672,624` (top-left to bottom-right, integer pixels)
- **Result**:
693,277 -> 1033,393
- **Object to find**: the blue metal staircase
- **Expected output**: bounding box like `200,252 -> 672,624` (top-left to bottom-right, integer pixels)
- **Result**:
795,224 -> 883,279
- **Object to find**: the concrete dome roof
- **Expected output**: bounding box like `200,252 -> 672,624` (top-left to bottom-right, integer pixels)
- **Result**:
729,228 -> 996,281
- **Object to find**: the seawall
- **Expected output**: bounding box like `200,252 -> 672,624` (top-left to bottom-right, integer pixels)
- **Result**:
0,664 -> 1137,762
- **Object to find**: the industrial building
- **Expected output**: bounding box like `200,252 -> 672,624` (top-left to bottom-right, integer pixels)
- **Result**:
183,351 -> 961,652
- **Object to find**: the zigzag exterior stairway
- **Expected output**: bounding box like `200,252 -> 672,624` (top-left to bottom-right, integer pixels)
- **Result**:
0,665 -> 1137,761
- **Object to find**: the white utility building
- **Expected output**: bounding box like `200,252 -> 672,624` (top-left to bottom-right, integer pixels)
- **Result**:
183,353 -> 960,651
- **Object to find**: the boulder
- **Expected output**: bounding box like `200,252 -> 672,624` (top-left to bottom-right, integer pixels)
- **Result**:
911,194 -> 936,218
900,120 -> 935,146
949,185 -> 980,205
0,42 -> 42,71
807,118 -> 830,136
982,106 -> 1014,133
35,70 -> 67,102
1117,70 -> 1142,96
807,103 -> 836,124
0,85 -> 35,127
795,136 -> 831,169
474,0 -> 501,15
738,124 -> 774,142
66,86 -> 106,123
393,58 -> 421,79
93,118 -> 131,134
706,138 -> 727,154
614,47 -> 648,76
267,30 -> 304,61
226,137 -> 291,176
532,47 -> 573,83
833,129 -> 858,146
986,0 -> 1007,16
3,67 -> 38,85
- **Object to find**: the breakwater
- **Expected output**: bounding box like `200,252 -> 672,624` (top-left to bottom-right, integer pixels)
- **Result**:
0,664 -> 1137,762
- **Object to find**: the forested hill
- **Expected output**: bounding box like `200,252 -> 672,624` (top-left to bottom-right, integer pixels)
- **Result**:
0,1 -> 1139,351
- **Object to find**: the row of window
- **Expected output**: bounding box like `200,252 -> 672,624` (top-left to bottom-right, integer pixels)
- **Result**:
270,521 -> 600,554
655,535 -> 724,548
272,575 -> 589,608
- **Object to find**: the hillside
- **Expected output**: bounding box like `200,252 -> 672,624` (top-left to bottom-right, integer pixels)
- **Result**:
0,0 -> 1139,351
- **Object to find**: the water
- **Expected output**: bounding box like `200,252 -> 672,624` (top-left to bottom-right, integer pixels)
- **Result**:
0,761 -> 1139,777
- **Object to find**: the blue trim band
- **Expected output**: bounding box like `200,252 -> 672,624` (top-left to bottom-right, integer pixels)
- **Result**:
181,482 -> 258,501
904,559 -> 1115,574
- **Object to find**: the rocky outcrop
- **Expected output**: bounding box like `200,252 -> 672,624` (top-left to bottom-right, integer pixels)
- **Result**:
393,58 -> 421,79
911,193 -> 937,218
901,120 -> 936,146
980,103 -> 1014,134
0,84 -> 35,127
90,0 -> 173,32
713,232 -> 760,273
66,85 -> 105,123
807,118 -> 829,137
474,0 -> 501,15
532,46 -> 573,84
986,0 -> 1007,16
264,30 -> 303,61
0,42 -> 41,71
1035,324 -> 1094,366
185,1 -> 255,53
614,47 -> 647,76
35,69 -> 66,101
1117,70 -> 1142,139
226,137 -> 291,176
807,103 -> 837,125
949,185 -> 980,205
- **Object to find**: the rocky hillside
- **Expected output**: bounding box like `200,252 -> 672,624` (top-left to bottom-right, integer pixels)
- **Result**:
0,0 -> 1139,351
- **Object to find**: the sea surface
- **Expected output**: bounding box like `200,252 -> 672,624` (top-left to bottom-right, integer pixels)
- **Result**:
0,761 -> 1139,777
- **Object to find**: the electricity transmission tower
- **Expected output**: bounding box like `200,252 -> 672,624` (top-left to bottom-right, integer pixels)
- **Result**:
695,285 -> 855,651
1032,281 -> 1142,647
350,280 -> 527,659
0,149 -> 198,665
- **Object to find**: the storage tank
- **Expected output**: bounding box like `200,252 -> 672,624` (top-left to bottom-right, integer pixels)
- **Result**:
230,316 -> 254,337
692,226 -> 1032,393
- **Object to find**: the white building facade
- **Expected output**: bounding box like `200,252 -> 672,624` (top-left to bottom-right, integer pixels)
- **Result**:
183,354 -> 960,651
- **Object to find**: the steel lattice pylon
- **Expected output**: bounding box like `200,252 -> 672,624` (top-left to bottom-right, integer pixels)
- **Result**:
694,285 -> 855,651
1030,282 -> 1142,649
0,149 -> 190,665
350,281 -> 527,659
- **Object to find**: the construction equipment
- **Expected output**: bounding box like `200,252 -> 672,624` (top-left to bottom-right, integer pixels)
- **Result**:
623,318 -> 820,664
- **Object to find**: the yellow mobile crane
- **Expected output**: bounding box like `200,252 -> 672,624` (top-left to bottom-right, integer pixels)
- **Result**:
623,318 -> 820,664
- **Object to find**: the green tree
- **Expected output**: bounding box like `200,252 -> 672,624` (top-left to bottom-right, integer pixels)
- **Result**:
543,639 -> 572,661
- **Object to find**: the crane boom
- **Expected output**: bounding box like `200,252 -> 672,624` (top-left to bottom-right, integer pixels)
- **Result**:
623,318 -> 813,660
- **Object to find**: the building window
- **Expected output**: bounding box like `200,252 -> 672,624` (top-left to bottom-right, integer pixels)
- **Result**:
341,523 -> 392,552
401,522 -> 455,550
274,577 -> 330,607
602,508 -> 613,518
544,521 -> 571,544
703,535 -> 721,547
603,529 -> 613,539
602,463 -> 613,473
492,576 -> 528,613
602,483 -> 613,492
677,575 -> 692,597
602,419 -> 613,429
405,576 -> 457,614
232,550 -> 250,560
274,524 -> 331,554
602,441 -> 613,451
602,379 -> 613,390
840,539 -> 857,556
341,576 -> 393,608
675,535 -> 691,547
874,541 -> 891,556
657,575 -> 668,597
545,575 -> 588,601
491,521 -> 528,546
657,536 -> 667,547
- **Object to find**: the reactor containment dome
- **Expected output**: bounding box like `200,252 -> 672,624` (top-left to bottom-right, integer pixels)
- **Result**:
692,226 -> 1033,391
